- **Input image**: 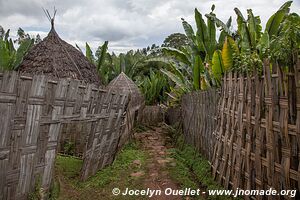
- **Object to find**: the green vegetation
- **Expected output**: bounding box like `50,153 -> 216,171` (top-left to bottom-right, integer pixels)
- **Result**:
165,125 -> 240,200
80,1 -> 300,106
148,1 -> 299,104
54,142 -> 148,200
56,155 -> 83,179
83,41 -> 171,105
139,70 -> 168,105
0,26 -> 34,70
0,1 -> 298,106
28,176 -> 42,200
61,141 -> 76,156
161,33 -> 188,49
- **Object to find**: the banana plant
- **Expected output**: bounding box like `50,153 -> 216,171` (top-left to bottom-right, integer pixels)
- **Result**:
269,12 -> 300,66
265,1 -> 292,37
208,1 -> 293,75
184,5 -> 217,62
139,70 -> 169,105
85,42 -> 95,63
152,5 -> 221,94
221,37 -> 239,71
211,50 -> 224,84
0,27 -> 33,70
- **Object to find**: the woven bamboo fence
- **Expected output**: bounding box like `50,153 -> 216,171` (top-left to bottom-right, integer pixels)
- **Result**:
165,106 -> 182,126
0,72 -> 129,200
181,89 -> 219,160
211,59 -> 300,199
140,105 -> 165,126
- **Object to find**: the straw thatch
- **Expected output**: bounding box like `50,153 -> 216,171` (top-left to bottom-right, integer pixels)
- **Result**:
108,72 -> 144,109
18,24 -> 101,84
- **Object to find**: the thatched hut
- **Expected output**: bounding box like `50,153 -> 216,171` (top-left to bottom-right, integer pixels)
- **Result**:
108,72 -> 145,147
18,17 -> 101,157
18,20 -> 101,84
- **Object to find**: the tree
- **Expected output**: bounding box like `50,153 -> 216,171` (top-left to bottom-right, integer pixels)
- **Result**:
162,33 -> 188,49
14,28 -> 31,44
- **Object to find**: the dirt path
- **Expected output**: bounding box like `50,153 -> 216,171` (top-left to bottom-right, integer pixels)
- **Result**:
134,126 -> 182,200
55,125 -> 187,200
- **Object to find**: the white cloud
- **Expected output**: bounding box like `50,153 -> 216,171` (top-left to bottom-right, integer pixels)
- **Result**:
0,0 -> 299,53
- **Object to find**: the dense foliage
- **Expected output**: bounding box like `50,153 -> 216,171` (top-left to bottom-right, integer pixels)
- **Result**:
0,26 -> 35,70
0,1 -> 298,106
150,1 -> 299,104
83,41 -> 171,105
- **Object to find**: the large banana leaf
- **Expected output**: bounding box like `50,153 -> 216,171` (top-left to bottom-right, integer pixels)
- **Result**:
257,32 -> 270,58
160,47 -> 190,65
218,17 -> 232,48
195,8 -> 208,52
207,11 -> 217,59
235,8 -> 251,52
265,1 -> 292,37
222,37 -> 238,71
97,41 -> 108,71
0,40 -> 13,70
13,39 -> 34,69
181,18 -> 196,44
85,42 -> 94,63
146,57 -> 187,82
7,39 -> 15,53
160,68 -> 189,92
212,50 -> 224,83
205,14 -> 232,36
193,55 -> 204,90
247,9 -> 262,49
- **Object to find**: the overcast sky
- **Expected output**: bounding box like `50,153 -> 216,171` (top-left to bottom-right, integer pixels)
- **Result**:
0,0 -> 299,53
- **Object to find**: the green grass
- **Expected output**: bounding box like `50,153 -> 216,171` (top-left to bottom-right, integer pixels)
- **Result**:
54,142 -> 148,200
81,142 -> 147,188
56,155 -> 83,179
165,125 -> 238,200
134,124 -> 149,133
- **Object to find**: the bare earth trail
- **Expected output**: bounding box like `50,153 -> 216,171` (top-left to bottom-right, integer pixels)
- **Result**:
134,126 -> 182,200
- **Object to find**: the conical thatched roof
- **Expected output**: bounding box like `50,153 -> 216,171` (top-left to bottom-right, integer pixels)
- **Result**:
18,24 -> 101,84
108,72 -> 144,107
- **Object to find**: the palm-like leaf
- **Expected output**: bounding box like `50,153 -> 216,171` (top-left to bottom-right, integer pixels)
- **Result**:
85,42 -> 94,63
222,37 -> 238,71
160,47 -> 190,65
14,39 -> 34,69
265,1 -> 292,37
97,41 -> 108,71
212,50 -> 224,83
195,8 -> 209,52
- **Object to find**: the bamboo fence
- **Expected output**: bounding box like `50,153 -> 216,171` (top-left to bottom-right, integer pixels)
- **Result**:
181,89 -> 219,160
181,59 -> 300,199
0,72 -> 129,200
211,60 -> 300,199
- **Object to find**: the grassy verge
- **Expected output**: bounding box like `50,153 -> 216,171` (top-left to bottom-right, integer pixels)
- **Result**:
165,124 -> 239,200
54,142 -> 148,200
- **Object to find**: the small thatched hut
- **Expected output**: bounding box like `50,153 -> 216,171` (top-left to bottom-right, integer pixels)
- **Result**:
18,20 -> 101,84
108,72 -> 145,147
